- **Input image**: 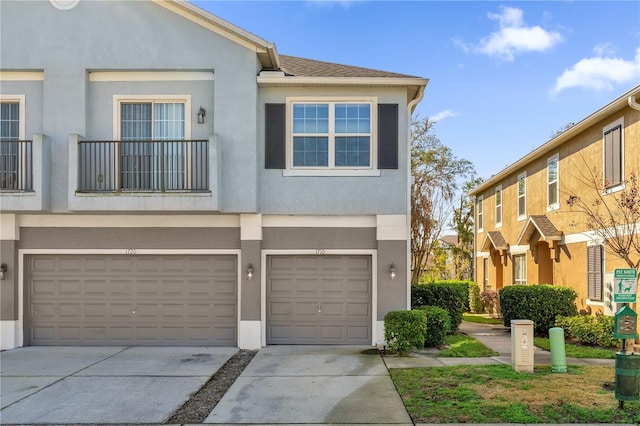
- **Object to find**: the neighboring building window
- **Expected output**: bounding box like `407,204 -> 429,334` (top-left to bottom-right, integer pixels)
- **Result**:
513,254 -> 526,285
1,98 -> 27,191
0,102 -> 20,140
517,172 -> 526,220
547,154 -> 559,210
291,101 -> 372,169
483,257 -> 489,290
477,195 -> 484,232
587,245 -> 603,302
495,185 -> 502,227
603,119 -> 623,189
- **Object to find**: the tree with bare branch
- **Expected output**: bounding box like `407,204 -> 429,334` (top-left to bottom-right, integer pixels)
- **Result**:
410,117 -> 475,284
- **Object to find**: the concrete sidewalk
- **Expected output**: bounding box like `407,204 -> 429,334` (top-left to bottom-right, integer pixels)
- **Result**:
384,320 -> 616,369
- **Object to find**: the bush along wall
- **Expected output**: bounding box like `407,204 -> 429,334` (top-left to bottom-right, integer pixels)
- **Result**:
411,281 -> 469,331
468,282 -> 483,314
383,310 -> 427,354
500,284 -> 578,335
556,315 -> 618,348
416,305 -> 451,347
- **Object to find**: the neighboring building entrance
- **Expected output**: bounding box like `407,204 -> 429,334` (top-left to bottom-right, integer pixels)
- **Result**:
266,255 -> 372,344
25,254 -> 237,346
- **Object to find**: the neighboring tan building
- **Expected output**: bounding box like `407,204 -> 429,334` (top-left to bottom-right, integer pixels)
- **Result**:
470,85 -> 640,320
0,0 -> 427,350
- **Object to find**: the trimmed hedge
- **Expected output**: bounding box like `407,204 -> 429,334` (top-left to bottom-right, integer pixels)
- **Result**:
556,315 -> 618,348
500,285 -> 578,335
468,282 -> 483,314
384,310 -> 427,354
411,281 -> 468,331
416,305 -> 451,347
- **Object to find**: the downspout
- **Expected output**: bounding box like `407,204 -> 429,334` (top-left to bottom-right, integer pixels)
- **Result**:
406,84 -> 427,309
629,93 -> 640,111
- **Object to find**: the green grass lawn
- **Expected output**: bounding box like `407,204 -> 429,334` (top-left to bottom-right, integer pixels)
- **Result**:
534,337 -> 617,359
437,333 -> 499,357
390,364 -> 639,424
462,314 -> 503,325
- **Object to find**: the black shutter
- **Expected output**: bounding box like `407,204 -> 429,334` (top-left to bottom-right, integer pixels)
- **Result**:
378,104 -> 398,169
265,103 -> 285,169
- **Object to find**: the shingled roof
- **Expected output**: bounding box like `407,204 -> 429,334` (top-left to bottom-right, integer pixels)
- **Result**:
278,55 -> 421,79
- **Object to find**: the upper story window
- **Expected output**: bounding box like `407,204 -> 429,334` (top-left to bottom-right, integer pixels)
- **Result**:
264,98 -> 398,176
547,154 -> 559,211
603,118 -> 623,190
0,96 -> 25,140
477,195 -> 484,232
517,172 -> 526,220
1,97 -> 30,191
495,185 -> 502,227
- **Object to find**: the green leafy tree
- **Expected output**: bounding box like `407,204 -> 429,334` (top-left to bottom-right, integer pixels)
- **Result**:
450,177 -> 483,279
410,117 -> 475,284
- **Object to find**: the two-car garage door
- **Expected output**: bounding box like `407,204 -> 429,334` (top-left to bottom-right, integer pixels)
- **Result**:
26,254 -> 237,346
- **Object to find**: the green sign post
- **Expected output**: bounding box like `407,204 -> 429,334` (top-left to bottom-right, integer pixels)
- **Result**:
613,268 -> 638,303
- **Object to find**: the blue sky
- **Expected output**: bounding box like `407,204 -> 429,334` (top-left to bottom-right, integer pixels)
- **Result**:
192,0 -> 640,180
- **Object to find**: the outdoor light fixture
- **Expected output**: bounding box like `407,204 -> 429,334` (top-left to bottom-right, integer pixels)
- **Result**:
197,106 -> 206,124
247,264 -> 254,280
0,263 -> 7,280
389,263 -> 397,280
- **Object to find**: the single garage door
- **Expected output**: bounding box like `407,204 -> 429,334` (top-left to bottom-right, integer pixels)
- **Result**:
267,255 -> 372,344
26,254 -> 237,346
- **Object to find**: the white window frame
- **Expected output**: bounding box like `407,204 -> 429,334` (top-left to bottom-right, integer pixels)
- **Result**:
483,257 -> 490,290
495,185 -> 502,228
0,95 -> 26,140
112,95 -> 192,140
513,254 -> 527,285
602,117 -> 625,194
547,154 -> 559,211
284,96 -> 379,177
517,172 -> 527,221
477,195 -> 484,233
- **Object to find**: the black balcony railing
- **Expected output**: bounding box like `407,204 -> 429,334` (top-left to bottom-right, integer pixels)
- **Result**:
78,140 -> 209,192
0,140 -> 33,192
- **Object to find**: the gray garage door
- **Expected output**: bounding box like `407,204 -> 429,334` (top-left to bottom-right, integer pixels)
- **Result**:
267,255 -> 372,344
26,254 -> 237,346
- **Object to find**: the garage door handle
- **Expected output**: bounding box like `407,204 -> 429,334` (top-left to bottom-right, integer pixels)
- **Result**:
317,304 -> 322,313
132,306 -> 137,315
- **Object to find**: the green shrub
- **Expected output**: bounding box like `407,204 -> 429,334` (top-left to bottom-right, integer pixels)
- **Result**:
468,282 -> 483,314
499,284 -> 578,335
412,281 -> 468,331
384,310 -> 427,354
416,305 -> 451,347
556,315 -> 618,348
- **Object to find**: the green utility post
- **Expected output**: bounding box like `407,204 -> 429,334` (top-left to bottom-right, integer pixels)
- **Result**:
613,268 -> 639,409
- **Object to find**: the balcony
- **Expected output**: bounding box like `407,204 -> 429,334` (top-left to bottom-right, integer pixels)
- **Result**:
69,134 -> 220,211
0,140 -> 33,192
0,135 -> 50,211
77,139 -> 209,193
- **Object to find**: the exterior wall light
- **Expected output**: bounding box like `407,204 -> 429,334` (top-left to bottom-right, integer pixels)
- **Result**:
197,106 -> 206,124
389,263 -> 397,280
0,263 -> 7,280
247,264 -> 254,280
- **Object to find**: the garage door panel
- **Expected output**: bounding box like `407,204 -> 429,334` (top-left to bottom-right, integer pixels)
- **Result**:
27,255 -> 237,346
267,255 -> 371,345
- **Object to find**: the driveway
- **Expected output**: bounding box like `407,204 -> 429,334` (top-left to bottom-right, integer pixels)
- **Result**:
0,346 -> 237,424
205,345 -> 412,424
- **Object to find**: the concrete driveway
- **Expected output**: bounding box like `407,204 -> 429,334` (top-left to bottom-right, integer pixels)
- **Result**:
205,345 -> 412,425
0,346 -> 237,424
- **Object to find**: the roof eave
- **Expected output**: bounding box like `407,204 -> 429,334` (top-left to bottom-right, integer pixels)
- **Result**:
257,76 -> 429,87
469,84 -> 640,196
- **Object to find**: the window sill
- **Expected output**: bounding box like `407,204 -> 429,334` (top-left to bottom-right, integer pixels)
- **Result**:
603,183 -> 625,195
282,169 -> 381,177
586,299 -> 604,306
547,203 -> 560,212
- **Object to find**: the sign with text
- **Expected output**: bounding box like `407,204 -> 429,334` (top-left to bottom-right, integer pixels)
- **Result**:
613,268 -> 638,303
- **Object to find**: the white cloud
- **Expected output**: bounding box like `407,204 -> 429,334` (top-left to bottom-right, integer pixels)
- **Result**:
476,6 -> 563,61
431,110 -> 459,122
552,47 -> 640,93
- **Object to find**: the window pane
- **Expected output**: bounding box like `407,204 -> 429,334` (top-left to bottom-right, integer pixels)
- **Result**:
121,103 -> 152,140
548,182 -> 558,205
0,103 -> 19,140
154,103 -> 184,140
293,104 -> 329,134
293,136 -> 328,167
335,136 -> 370,167
335,103 -> 370,134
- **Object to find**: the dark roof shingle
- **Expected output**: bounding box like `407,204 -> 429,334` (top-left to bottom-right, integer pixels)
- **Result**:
278,55 -> 421,79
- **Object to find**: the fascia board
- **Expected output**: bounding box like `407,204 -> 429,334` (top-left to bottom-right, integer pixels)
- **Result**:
257,76 -> 429,87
